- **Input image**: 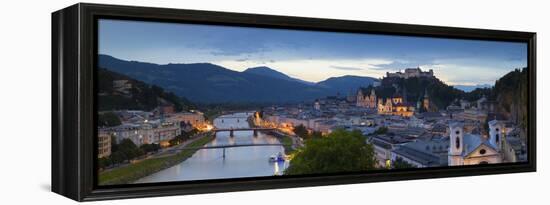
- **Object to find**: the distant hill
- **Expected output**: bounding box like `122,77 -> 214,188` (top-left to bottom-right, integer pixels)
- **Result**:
97,68 -> 195,112
317,75 -> 378,95
98,55 -> 378,104
244,66 -> 313,85
453,84 -> 492,92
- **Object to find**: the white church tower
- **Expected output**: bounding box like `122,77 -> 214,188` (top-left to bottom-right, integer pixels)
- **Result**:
314,100 -> 321,111
488,120 -> 504,152
448,122 -> 464,166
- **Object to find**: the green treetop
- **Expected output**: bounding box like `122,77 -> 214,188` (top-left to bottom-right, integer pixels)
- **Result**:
284,129 -> 377,175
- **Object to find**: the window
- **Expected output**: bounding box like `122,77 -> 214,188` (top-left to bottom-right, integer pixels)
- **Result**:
455,136 -> 460,149
455,130 -> 460,135
479,161 -> 489,165
496,134 -> 500,143
479,149 -> 486,155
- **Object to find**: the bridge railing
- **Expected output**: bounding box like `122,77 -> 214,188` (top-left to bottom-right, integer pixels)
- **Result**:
212,127 -> 275,132
168,143 -> 283,151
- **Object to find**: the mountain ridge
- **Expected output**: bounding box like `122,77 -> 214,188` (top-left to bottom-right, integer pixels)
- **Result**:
98,54 -> 379,104
244,66 -> 315,85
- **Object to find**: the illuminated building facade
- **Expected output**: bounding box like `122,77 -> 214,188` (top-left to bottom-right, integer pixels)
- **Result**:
356,88 -> 377,109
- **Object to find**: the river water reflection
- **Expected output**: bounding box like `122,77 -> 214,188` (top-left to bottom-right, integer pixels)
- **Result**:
135,112 -> 288,183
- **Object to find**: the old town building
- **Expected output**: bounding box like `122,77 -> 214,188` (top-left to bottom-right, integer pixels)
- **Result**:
356,88 -> 377,109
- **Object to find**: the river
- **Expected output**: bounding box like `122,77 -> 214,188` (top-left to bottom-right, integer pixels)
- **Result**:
134,112 -> 289,183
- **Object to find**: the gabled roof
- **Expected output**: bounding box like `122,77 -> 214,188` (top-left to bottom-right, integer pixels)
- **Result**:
462,134 -> 497,157
464,143 -> 500,158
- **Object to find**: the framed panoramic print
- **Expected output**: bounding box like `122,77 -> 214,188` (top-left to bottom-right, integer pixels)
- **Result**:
52,3 -> 536,201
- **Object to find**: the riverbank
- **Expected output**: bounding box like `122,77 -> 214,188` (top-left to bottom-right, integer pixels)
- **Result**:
98,133 -> 215,185
279,135 -> 295,155
264,130 -> 296,155
248,117 -> 299,155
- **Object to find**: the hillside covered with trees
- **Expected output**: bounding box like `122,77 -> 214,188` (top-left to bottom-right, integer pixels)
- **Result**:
98,68 -> 195,112
491,68 -> 529,130
361,75 -> 463,110
458,68 -> 528,130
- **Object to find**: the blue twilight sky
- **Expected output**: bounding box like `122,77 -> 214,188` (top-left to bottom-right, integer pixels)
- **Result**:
98,19 -> 527,86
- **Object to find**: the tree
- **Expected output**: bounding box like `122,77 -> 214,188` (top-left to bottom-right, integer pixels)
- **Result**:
372,127 -> 388,135
140,143 -> 161,154
392,157 -> 416,169
117,139 -> 144,161
284,129 -> 377,175
98,112 -> 122,127
110,151 -> 126,165
110,136 -> 118,152
310,131 -> 323,139
293,124 -> 309,139
98,157 -> 112,170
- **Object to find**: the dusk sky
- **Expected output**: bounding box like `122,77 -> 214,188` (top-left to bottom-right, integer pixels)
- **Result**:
99,19 -> 527,86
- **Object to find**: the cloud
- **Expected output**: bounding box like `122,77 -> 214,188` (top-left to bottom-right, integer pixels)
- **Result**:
426,62 -> 520,85
330,66 -> 364,71
213,58 -> 393,82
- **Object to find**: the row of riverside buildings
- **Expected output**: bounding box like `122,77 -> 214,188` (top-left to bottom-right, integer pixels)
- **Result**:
97,110 -> 207,158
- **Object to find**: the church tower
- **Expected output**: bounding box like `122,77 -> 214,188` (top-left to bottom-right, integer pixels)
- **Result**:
356,89 -> 365,107
488,120 -> 504,152
314,99 -> 321,111
448,122 -> 464,166
369,89 -> 377,108
377,99 -> 384,114
423,89 -> 430,111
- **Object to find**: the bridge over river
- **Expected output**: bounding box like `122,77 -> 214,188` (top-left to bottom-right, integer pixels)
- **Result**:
134,112 -> 288,183
171,143 -> 283,159
212,127 -> 275,137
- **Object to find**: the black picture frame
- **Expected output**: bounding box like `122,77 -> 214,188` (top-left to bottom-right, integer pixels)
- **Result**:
52,3 -> 537,201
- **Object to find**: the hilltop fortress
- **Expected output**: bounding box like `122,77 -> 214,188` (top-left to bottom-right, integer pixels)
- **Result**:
386,67 -> 434,79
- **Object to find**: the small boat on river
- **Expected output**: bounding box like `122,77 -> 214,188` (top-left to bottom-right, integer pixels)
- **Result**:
268,152 -> 285,162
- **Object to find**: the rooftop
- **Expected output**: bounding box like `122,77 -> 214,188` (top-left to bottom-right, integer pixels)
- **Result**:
392,145 -> 445,167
